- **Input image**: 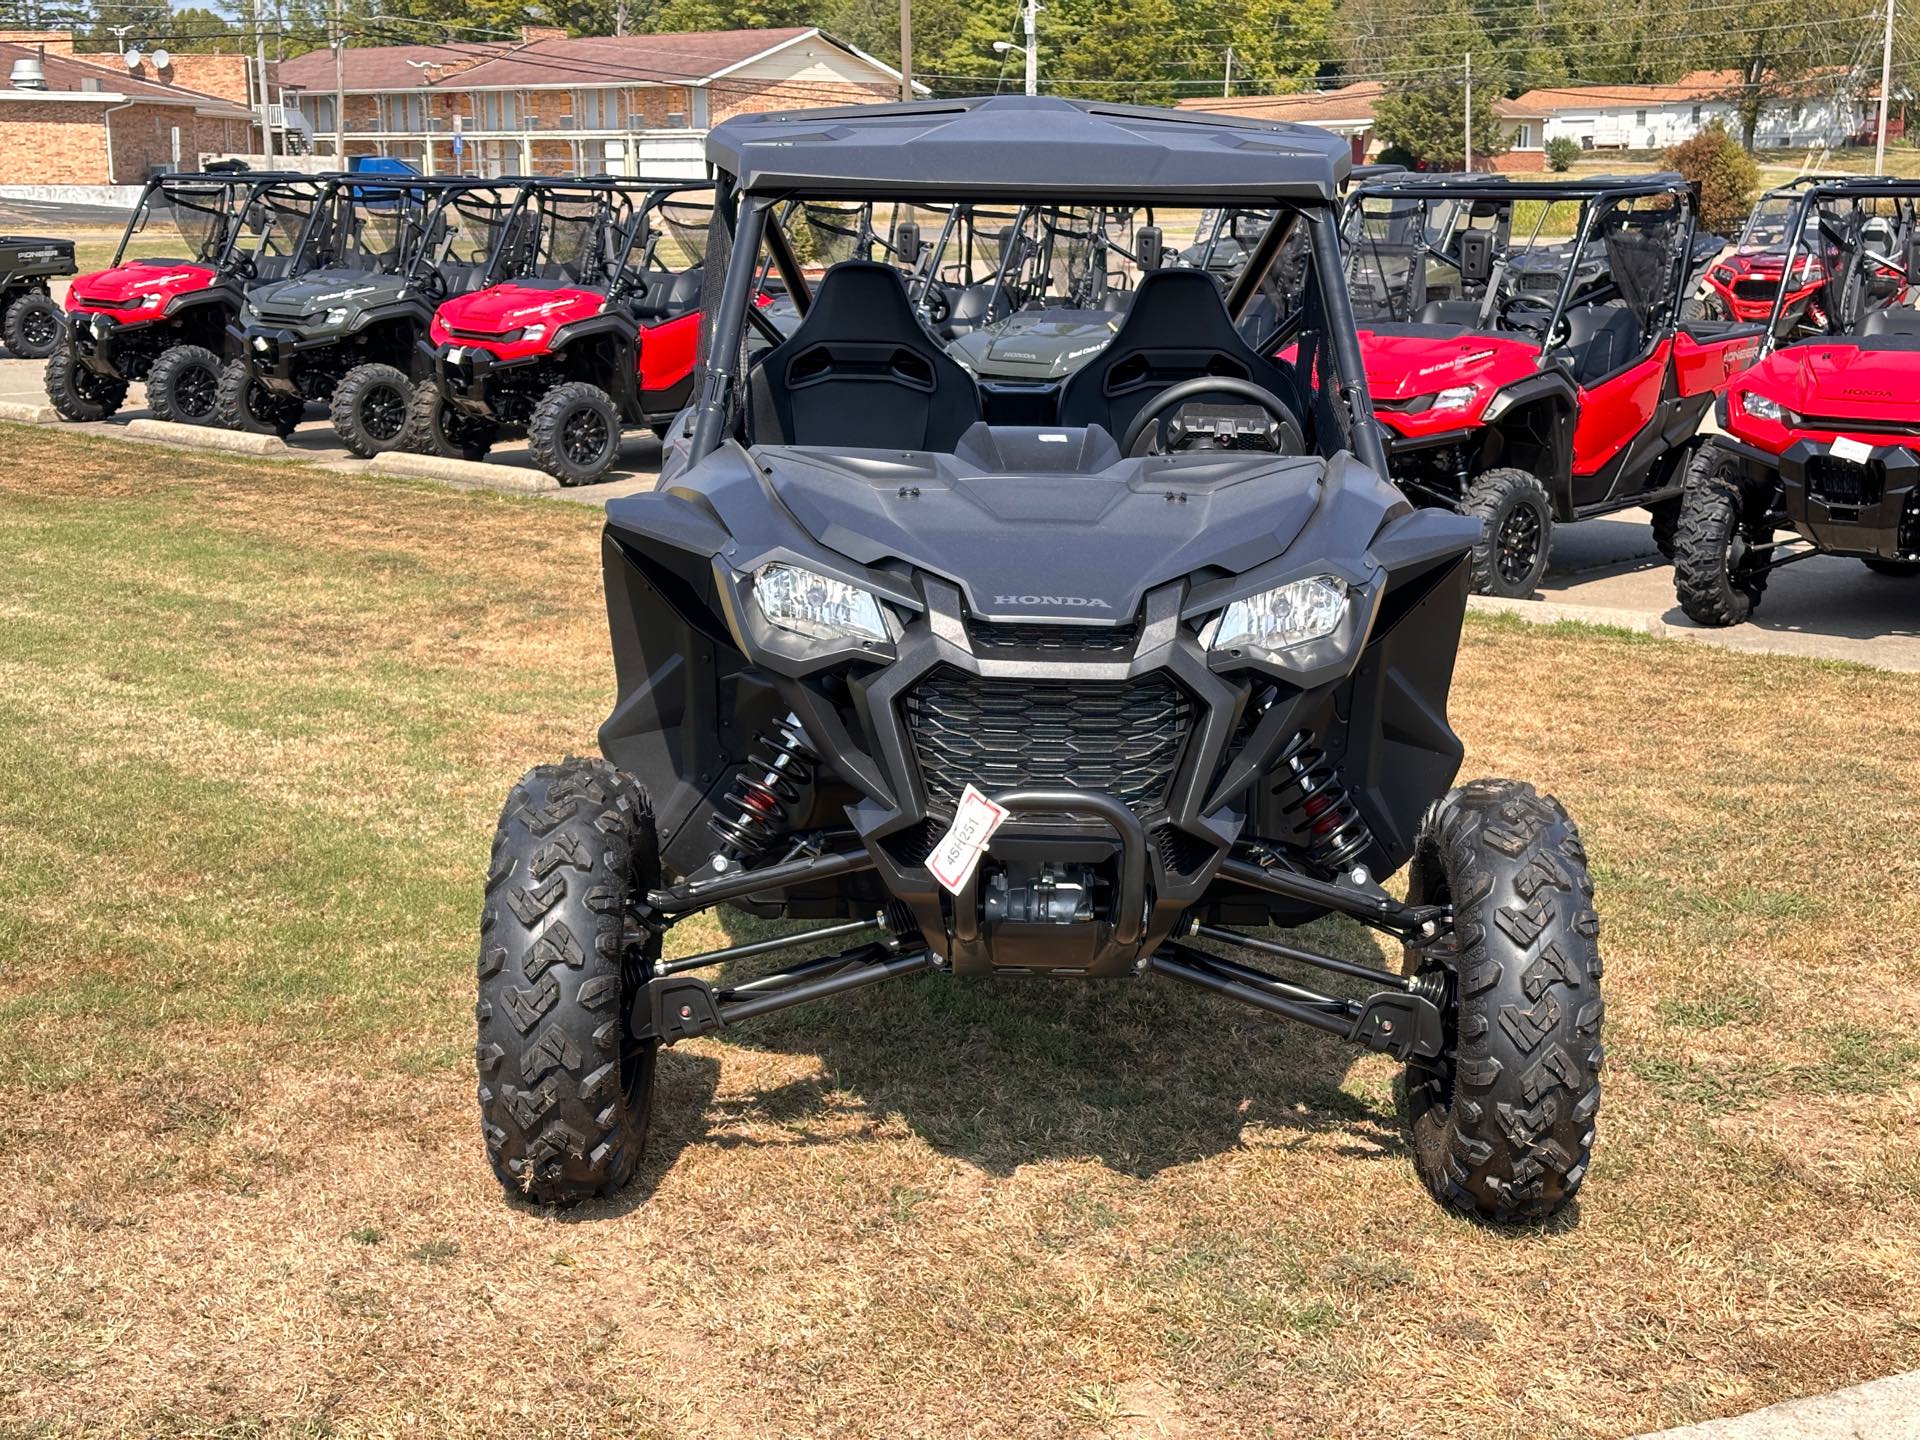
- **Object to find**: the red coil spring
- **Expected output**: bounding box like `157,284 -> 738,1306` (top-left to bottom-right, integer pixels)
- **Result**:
708,717 -> 816,861
1274,731 -> 1373,875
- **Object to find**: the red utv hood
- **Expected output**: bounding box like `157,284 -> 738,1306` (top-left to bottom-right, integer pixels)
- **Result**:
1745,344 -> 1920,422
1358,328 -> 1541,403
67,259 -> 216,315
434,282 -> 604,338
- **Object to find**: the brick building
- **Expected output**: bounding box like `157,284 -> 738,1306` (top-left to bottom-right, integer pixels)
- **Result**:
277,27 -> 917,178
0,32 -> 260,185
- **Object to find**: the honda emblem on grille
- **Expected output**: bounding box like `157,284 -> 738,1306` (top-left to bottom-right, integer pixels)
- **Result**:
992,594 -> 1112,608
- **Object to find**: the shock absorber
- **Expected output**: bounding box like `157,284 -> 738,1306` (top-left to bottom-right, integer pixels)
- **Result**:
708,715 -> 816,864
1273,731 -> 1374,878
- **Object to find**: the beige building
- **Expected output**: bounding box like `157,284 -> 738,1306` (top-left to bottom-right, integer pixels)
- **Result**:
0,31 -> 263,186
276,27 -> 918,178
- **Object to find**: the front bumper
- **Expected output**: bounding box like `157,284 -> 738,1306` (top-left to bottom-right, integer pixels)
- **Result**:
428,336 -> 530,418
67,311 -> 163,378
1724,434 -> 1920,560
235,322 -> 347,395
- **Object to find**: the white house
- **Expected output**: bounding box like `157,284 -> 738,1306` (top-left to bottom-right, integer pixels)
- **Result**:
1500,70 -> 1894,159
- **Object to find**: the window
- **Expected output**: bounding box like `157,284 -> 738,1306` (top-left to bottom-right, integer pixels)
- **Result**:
1514,123 -> 1532,148
304,95 -> 335,134
383,94 -> 426,132
473,91 -> 519,131
1635,109 -> 1648,126
1690,105 -> 1702,124
574,88 -> 627,130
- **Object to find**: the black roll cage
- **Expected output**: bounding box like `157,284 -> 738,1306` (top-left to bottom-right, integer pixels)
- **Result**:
1765,176 -> 1920,356
687,182 -> 1389,475
1341,173 -> 1701,349
482,175 -> 715,298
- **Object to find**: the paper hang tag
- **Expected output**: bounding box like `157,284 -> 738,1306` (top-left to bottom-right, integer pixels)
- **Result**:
1830,435 -> 1874,464
926,784 -> 1010,896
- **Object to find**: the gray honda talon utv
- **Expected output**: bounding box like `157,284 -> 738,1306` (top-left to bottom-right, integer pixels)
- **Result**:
478,98 -> 1605,1223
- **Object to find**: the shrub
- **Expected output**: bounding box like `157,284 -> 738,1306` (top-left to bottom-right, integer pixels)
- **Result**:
1545,136 -> 1580,172
1662,121 -> 1759,234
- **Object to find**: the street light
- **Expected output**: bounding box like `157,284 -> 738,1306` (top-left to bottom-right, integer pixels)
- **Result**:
990,0 -> 1039,97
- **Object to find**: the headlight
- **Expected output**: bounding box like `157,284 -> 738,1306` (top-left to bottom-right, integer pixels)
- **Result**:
1431,385 -> 1478,413
752,562 -> 888,643
131,292 -> 166,310
1210,576 -> 1347,656
1739,390 -> 1791,423
520,324 -> 546,344
324,307 -> 349,326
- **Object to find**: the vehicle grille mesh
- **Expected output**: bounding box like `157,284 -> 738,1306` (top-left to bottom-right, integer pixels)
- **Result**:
967,621 -> 1137,654
1732,278 -> 1780,301
1806,455 -> 1883,507
904,668 -> 1192,820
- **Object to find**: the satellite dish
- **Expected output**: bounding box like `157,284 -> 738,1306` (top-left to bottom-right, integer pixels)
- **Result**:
151,48 -> 170,69
123,48 -> 141,68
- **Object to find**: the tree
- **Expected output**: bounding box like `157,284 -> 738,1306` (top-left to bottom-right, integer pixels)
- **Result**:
1664,120 -> 1758,233
1370,1 -> 1505,169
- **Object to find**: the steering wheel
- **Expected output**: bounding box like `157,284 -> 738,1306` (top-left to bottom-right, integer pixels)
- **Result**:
231,251 -> 257,282
1119,376 -> 1305,458
418,267 -> 447,300
1498,293 -> 1555,334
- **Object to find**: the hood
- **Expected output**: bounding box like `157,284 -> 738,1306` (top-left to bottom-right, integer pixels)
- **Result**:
68,259 -> 215,310
1358,327 -> 1541,403
752,443 -> 1331,622
436,281 -> 605,336
1742,342 -> 1920,423
249,268 -> 404,321
948,309 -> 1123,379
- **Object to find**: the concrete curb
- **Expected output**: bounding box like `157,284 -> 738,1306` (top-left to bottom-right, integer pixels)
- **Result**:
125,419 -> 292,456
1634,1369 -> 1920,1438
1467,594 -> 1672,637
0,399 -> 57,424
368,451 -> 559,494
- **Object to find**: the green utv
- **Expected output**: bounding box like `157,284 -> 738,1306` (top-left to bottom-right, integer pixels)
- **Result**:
223,176 -> 524,455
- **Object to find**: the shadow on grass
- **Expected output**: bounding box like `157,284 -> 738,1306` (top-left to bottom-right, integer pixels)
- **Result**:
646,909 -> 1410,1181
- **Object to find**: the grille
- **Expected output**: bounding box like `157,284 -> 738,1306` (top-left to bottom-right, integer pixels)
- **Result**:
968,621 -> 1137,654
904,668 -> 1193,820
1806,455 -> 1883,507
1900,491 -> 1920,558
1732,278 -> 1780,301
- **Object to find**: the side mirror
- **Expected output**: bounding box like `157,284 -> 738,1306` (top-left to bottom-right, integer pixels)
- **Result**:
894,220 -> 921,264
1135,224 -> 1163,271
1457,228 -> 1495,286
1230,213 -> 1266,244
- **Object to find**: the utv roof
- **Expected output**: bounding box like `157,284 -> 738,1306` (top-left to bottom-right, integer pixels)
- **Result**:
706,95 -> 1350,203
1352,172 -> 1691,201
1798,175 -> 1920,197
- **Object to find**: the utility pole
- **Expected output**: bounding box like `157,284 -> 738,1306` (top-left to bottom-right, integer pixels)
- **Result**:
1875,0 -> 1896,175
1023,0 -> 1038,98
256,30 -> 272,161
1463,51 -> 1473,173
1223,45 -> 1233,100
332,0 -> 345,167
899,0 -> 913,102
616,0 -> 629,36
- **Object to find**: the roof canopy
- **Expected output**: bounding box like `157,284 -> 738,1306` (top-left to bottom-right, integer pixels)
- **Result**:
1351,171 -> 1692,203
707,96 -> 1351,204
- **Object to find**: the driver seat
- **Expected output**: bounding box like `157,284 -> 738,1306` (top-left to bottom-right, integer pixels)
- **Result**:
746,260 -> 982,450
1056,268 -> 1303,443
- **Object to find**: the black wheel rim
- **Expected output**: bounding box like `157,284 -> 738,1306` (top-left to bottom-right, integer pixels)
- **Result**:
1496,504 -> 1543,586
362,383 -> 405,442
562,405 -> 611,465
176,362 -> 217,418
21,307 -> 57,349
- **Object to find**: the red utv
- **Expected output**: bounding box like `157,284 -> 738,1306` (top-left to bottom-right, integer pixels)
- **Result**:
47,172 -> 327,426
1674,177 -> 1920,624
1343,174 -> 1766,596
407,179 -> 712,484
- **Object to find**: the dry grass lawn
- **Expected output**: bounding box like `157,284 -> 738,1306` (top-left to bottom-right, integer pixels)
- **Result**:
0,426 -> 1916,1439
